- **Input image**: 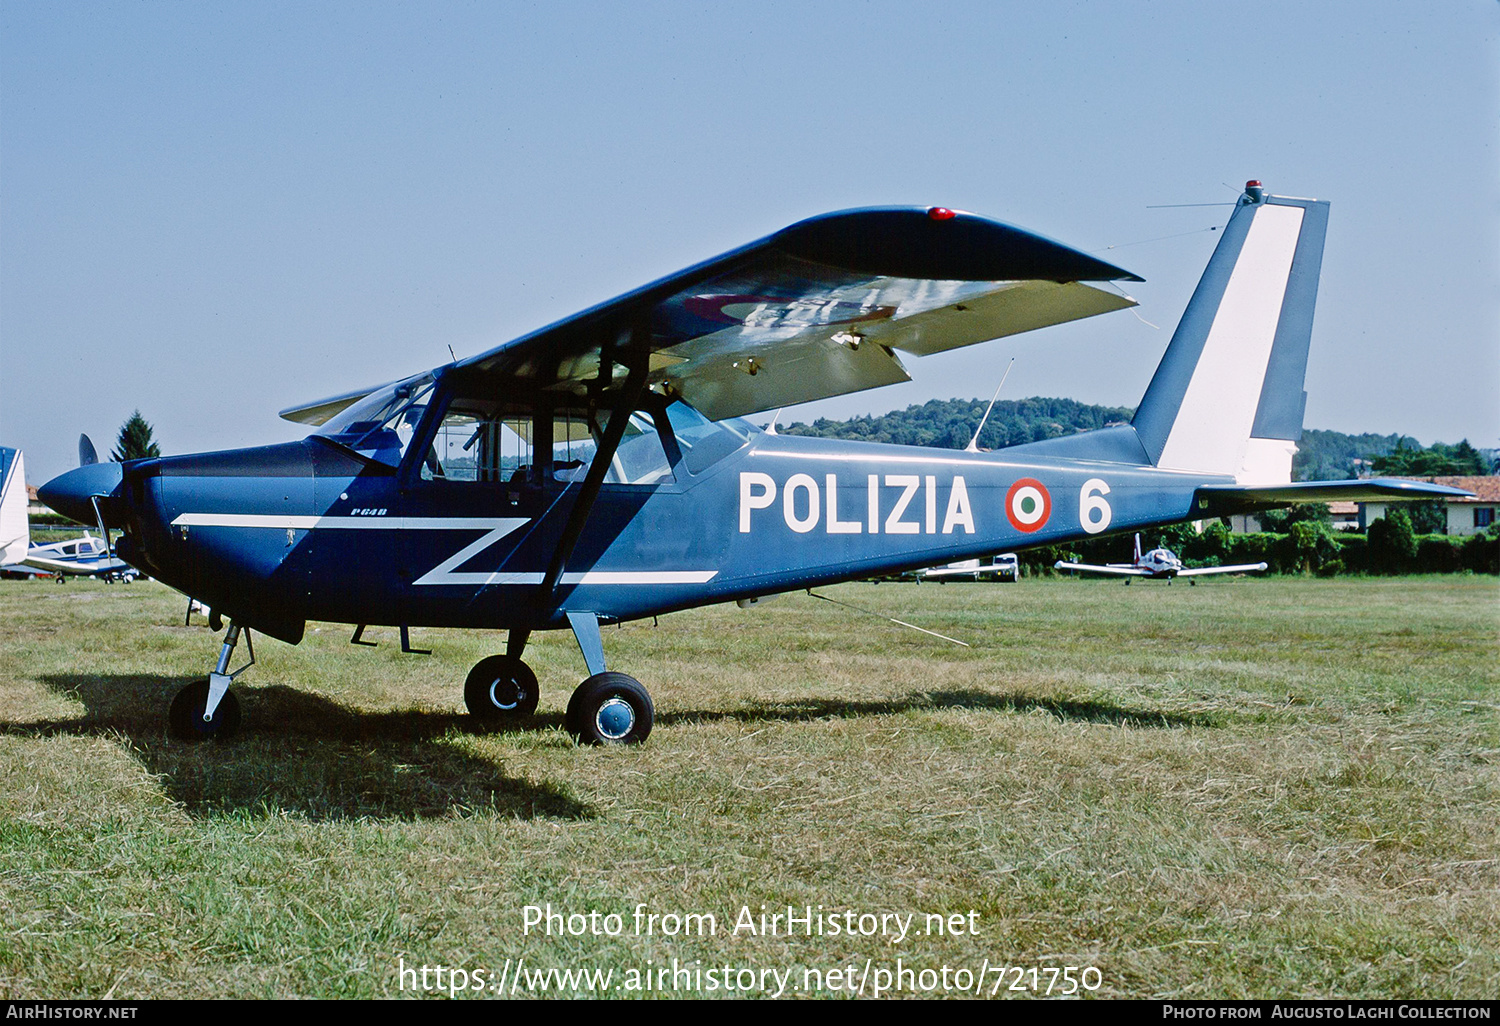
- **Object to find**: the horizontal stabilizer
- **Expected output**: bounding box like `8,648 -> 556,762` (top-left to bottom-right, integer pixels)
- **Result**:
1195,477 -> 1474,515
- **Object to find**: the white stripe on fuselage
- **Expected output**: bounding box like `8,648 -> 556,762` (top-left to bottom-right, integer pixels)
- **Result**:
167,513 -> 716,587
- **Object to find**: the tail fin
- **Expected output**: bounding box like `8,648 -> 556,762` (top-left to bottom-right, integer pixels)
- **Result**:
0,448 -> 30,565
1133,533 -> 1142,563
1132,182 -> 1329,484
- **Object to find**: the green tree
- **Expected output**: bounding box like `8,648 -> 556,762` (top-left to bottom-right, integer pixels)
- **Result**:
1289,520 -> 1339,575
1370,438 -> 1491,477
112,410 -> 162,462
1405,499 -> 1448,535
1258,503 -> 1331,533
1367,507 -> 1418,573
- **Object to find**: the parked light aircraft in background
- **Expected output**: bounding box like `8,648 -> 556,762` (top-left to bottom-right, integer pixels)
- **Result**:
0,448 -> 137,581
1055,533 -> 1266,583
920,554 -> 1019,582
40,183 -> 1469,744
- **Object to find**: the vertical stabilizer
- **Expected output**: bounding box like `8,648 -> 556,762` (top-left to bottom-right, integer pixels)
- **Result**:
0,448 -> 30,565
1132,183 -> 1329,484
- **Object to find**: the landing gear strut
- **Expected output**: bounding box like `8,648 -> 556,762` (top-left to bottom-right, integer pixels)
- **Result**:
169,622 -> 253,741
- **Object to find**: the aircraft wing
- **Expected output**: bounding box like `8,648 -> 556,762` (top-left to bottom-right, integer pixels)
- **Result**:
279,382 -> 394,427
922,564 -> 1012,579
1053,560 -> 1152,577
1176,562 -> 1268,577
434,207 -> 1142,422
20,553 -> 131,577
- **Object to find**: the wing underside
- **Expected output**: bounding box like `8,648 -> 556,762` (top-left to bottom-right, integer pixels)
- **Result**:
278,207 -> 1143,426
470,209 -> 1140,421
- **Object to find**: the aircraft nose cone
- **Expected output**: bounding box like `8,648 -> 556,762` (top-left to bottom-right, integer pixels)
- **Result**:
39,462 -> 124,524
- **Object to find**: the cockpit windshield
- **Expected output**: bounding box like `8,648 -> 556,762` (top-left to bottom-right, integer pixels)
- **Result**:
315,373 -> 436,466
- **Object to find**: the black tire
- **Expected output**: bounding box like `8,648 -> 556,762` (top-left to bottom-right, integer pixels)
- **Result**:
566,672 -> 652,745
168,679 -> 241,741
463,655 -> 539,722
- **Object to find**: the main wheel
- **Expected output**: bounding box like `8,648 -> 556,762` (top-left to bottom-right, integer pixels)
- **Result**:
168,679 -> 241,741
464,655 -> 539,722
565,672 -> 653,745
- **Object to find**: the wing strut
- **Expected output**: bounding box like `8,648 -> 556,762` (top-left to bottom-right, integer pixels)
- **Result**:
537,322 -> 653,609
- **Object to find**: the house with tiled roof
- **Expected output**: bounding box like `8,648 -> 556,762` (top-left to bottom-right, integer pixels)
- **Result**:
1362,476 -> 1499,536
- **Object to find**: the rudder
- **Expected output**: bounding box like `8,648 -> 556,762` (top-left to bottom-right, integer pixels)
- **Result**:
1132,183 -> 1329,484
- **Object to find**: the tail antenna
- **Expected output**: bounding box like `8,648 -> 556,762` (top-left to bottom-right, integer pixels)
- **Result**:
965,357 -> 1015,453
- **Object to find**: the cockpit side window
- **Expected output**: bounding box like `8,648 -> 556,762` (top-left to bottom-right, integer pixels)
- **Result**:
551,406 -> 675,486
664,400 -> 751,475
422,398 -> 534,484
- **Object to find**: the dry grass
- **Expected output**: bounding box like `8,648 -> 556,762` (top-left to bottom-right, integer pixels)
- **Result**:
0,575 -> 1495,998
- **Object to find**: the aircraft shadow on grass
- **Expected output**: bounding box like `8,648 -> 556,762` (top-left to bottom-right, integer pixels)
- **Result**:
8,677 -> 1218,820
19,674 -> 596,822
658,690 -> 1223,731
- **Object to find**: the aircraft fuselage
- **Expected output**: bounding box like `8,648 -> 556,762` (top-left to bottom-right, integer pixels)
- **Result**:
105,427 -> 1229,644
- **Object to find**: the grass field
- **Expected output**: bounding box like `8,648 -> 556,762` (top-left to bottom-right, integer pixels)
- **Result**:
1,575 -> 1495,999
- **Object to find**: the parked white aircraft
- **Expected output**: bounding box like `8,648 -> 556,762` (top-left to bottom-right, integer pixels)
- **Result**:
0,447 -> 137,581
1055,534 -> 1265,583
922,554 -> 1019,582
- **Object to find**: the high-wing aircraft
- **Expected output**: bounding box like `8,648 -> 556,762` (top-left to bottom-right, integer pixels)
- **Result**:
1055,533 -> 1266,582
0,447 -> 137,581
40,183 -> 1470,744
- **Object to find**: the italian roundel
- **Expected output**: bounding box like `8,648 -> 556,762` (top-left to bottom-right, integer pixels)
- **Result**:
1005,478 -> 1051,533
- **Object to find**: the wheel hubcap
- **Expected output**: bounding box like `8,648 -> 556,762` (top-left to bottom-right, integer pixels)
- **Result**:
488,678 -> 521,711
595,697 -> 635,739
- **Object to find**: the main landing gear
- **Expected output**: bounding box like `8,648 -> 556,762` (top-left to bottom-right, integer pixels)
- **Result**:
463,612 -> 654,745
169,622 -> 253,741
169,614 -> 654,746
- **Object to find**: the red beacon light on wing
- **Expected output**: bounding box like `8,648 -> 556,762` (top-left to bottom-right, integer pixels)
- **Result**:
926,206 -> 957,221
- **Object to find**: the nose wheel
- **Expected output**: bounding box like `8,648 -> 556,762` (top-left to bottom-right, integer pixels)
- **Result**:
169,622 -> 253,742
169,680 -> 241,740
464,655 -> 540,722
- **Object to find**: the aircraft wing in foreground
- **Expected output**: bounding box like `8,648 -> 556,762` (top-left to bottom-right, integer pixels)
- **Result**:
41,183 -> 1471,744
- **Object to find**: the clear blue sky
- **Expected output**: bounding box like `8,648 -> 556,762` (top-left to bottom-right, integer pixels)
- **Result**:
3,1 -> 1496,483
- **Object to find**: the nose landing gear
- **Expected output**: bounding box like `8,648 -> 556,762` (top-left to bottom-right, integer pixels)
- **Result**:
168,622 -> 253,741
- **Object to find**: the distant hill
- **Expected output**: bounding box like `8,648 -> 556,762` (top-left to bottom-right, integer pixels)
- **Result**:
780,400 -> 1454,482
781,397 -> 1135,452
1294,429 -> 1417,481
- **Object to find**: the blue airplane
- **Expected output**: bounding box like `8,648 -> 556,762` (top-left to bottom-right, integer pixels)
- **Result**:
39,182 -> 1468,744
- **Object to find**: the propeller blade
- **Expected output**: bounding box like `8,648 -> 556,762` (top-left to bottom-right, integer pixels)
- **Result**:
78,434 -> 98,467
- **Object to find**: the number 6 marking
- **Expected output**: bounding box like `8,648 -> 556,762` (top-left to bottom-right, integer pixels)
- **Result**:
1080,478 -> 1112,534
